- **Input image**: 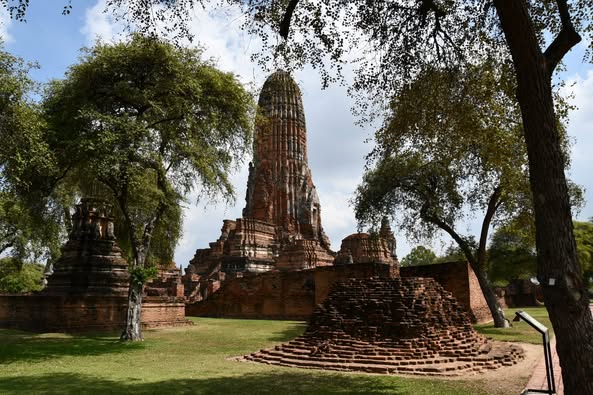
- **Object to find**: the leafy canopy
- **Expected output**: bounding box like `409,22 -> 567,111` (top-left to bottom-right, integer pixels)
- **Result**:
0,45 -> 68,263
400,246 -> 437,267
488,222 -> 537,285
42,34 -> 254,266
354,61 -> 534,249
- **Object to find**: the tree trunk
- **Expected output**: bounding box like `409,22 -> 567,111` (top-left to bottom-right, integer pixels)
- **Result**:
120,281 -> 143,341
423,207 -> 509,327
472,265 -> 509,328
495,1 -> 593,393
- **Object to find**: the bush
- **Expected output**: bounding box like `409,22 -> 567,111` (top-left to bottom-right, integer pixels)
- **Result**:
0,257 -> 45,293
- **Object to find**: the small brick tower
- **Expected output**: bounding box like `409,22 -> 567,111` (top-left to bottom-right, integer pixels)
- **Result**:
43,198 -> 129,296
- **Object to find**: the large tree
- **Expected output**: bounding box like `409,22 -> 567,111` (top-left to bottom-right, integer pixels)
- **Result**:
488,222 -> 538,285
0,46 -> 67,264
400,246 -> 437,267
354,63 -> 540,328
42,35 -> 254,341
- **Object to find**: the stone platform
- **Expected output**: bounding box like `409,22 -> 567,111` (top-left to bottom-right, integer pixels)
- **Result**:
244,277 -> 524,375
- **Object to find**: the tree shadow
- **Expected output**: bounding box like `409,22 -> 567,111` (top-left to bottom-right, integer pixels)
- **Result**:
0,329 -> 144,364
0,371 -> 410,395
266,321 -> 307,342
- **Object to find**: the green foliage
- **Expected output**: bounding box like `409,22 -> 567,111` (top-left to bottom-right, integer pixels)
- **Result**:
0,46 -> 68,262
42,34 -> 254,267
129,265 -> 158,287
354,62 -> 531,260
436,242 -> 473,264
0,257 -> 44,293
574,220 -> 593,278
486,219 -> 593,285
400,246 -> 437,267
487,223 -> 537,285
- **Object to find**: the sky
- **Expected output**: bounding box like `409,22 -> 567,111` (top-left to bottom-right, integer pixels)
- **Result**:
1,2 -> 593,268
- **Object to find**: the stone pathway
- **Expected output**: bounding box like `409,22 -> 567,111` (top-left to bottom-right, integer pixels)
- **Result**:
524,304 -> 593,395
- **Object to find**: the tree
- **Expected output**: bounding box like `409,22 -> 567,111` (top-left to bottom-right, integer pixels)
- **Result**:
0,45 -> 68,264
42,35 -> 254,341
400,246 -> 436,267
488,223 -> 537,285
0,257 -> 44,293
354,63 -> 538,328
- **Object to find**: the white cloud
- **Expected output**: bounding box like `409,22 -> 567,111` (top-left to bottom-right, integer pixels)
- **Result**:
564,69 -> 593,221
81,0 -> 127,45
0,7 -> 13,44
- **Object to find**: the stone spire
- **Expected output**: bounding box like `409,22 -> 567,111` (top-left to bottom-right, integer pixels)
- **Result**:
184,71 -> 334,287
243,70 -> 329,246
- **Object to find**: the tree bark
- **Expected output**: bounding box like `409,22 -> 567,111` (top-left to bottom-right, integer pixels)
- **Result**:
120,281 -> 143,341
495,1 -> 593,393
473,265 -> 509,328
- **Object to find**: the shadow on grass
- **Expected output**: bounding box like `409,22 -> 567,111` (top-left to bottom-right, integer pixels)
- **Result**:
0,371 -> 415,395
266,322 -> 307,342
0,330 -> 144,364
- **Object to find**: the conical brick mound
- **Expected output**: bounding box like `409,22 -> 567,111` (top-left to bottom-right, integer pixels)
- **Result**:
245,277 -> 524,376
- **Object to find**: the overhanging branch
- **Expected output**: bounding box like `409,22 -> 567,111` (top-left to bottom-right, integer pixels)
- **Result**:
543,0 -> 582,76
420,201 -> 476,265
279,0 -> 300,39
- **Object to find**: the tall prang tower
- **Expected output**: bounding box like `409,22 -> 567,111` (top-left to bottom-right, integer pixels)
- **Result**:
184,71 -> 334,294
244,71 -> 328,243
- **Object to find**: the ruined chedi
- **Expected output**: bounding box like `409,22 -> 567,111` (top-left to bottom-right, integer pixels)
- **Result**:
185,71 -> 334,285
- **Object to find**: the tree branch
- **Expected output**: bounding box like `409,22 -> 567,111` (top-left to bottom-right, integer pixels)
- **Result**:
543,0 -> 582,76
477,185 -> 502,269
280,0 -> 300,39
420,201 -> 476,265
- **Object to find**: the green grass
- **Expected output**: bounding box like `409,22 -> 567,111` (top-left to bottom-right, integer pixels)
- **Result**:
0,318 -> 516,395
474,306 -> 553,344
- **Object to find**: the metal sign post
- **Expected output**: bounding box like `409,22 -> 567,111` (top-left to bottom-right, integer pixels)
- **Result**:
516,310 -> 556,395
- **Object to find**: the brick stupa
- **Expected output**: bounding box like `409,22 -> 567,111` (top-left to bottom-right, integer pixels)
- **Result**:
185,71 -> 334,291
245,277 -> 525,375
43,198 -> 130,296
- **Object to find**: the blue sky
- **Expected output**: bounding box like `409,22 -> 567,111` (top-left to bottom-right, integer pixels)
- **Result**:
2,2 -> 593,267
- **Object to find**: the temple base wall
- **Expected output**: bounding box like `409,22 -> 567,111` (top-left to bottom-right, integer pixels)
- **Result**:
0,294 -> 189,333
400,261 -> 491,324
185,263 -> 398,320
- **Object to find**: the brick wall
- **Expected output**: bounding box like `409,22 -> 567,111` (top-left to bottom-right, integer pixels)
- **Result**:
0,294 -> 188,333
186,263 -> 397,320
400,261 -> 491,323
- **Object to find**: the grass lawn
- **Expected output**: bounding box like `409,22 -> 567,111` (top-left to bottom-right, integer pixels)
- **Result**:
474,306 -> 553,344
0,317 -> 523,395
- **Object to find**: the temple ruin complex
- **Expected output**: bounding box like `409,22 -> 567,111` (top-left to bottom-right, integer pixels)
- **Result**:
184,71 -> 400,300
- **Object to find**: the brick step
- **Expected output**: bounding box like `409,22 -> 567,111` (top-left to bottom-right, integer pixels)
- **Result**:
255,348 -> 460,367
245,354 -> 480,376
279,344 -> 441,360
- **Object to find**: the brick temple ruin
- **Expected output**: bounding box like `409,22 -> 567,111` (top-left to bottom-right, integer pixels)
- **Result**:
244,277 -> 524,375
186,70 -> 524,375
184,70 -> 490,324
185,71 -> 334,283
183,71 -> 398,303
0,198 -> 188,332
